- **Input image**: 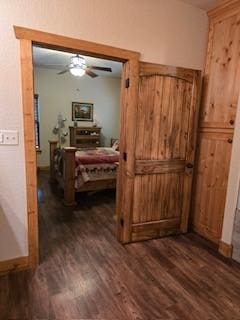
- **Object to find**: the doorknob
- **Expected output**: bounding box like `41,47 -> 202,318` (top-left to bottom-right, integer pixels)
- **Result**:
186,163 -> 194,169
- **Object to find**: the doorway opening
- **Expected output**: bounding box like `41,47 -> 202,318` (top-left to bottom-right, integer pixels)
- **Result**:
33,45 -> 123,259
14,26 -> 140,268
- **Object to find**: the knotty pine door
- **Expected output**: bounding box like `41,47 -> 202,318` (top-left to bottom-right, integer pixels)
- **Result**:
192,4 -> 240,244
117,62 -> 201,242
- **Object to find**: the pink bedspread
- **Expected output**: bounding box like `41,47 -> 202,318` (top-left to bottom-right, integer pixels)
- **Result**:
75,147 -> 119,165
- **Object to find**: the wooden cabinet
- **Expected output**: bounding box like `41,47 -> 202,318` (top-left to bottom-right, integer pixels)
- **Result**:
69,126 -> 101,148
200,6 -> 240,129
192,1 -> 240,244
192,129 -> 233,243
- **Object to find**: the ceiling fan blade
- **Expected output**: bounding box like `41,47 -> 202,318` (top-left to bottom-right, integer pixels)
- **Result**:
57,69 -> 69,75
40,63 -> 67,66
85,69 -> 98,78
34,64 -> 67,68
89,66 -> 112,72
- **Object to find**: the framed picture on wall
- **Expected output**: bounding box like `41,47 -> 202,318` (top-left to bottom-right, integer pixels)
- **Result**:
72,102 -> 93,121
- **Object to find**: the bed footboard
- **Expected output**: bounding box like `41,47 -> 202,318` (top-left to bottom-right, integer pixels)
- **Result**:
49,140 -> 58,182
49,141 -> 77,206
63,147 -> 77,206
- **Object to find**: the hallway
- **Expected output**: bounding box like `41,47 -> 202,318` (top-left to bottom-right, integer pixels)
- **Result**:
0,172 -> 240,319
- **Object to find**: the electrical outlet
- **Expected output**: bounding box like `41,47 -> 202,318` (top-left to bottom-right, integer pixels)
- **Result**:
0,130 -> 19,145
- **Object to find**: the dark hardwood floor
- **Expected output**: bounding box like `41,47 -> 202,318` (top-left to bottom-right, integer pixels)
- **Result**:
1,172 -> 240,319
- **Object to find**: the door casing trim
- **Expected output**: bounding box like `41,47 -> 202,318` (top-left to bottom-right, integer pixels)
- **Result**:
14,25 -> 140,270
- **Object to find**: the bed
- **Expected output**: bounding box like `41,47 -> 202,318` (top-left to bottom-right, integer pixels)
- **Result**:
49,141 -> 119,206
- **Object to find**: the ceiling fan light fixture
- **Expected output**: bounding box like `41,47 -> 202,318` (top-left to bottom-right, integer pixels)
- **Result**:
57,53 -> 111,78
70,67 -> 85,77
69,55 -> 86,76
71,55 -> 85,66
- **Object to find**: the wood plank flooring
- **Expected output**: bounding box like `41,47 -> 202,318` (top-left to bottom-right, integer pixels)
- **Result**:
1,172 -> 240,319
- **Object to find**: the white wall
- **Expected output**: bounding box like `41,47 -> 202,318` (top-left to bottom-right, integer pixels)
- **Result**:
0,0 -> 209,261
34,67 -> 121,167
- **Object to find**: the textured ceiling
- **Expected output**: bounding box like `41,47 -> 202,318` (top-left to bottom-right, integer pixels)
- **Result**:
180,0 -> 223,11
33,46 -> 122,78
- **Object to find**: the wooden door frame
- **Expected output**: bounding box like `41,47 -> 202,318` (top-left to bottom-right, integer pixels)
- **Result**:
14,26 -> 140,268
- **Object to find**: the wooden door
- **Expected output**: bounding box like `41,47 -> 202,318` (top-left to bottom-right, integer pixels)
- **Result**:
192,129 -> 233,243
117,62 -> 201,242
200,9 -> 240,130
192,3 -> 240,243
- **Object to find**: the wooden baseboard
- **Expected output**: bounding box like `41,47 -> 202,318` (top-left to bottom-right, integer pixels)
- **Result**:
0,256 -> 30,276
218,241 -> 233,258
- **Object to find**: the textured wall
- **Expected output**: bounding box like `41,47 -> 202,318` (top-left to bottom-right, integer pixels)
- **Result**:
231,184 -> 240,262
232,208 -> 240,263
0,0 -> 208,261
34,67 -> 121,167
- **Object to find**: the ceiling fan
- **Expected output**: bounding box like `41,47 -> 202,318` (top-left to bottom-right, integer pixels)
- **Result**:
58,54 -> 112,78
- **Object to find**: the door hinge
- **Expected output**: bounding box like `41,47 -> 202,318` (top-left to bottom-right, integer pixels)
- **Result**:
120,218 -> 124,227
123,152 -> 127,161
125,78 -> 130,88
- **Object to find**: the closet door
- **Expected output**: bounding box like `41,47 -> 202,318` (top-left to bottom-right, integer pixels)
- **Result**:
192,5 -> 240,243
192,130 -> 233,243
200,10 -> 240,129
117,62 -> 201,242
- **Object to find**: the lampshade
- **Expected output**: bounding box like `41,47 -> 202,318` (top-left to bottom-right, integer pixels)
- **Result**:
70,67 -> 85,77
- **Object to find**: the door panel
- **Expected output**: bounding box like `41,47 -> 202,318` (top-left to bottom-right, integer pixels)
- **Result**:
133,173 -> 184,224
118,61 -> 201,243
200,13 -> 240,129
192,130 -> 233,243
136,76 -> 192,160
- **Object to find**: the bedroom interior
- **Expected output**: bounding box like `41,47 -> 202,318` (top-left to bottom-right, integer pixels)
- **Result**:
1,0 -> 240,318
33,45 -> 122,208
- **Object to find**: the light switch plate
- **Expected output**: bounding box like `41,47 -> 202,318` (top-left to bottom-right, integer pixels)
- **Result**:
0,130 -> 19,145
